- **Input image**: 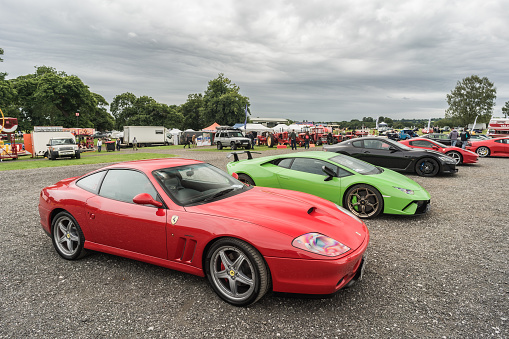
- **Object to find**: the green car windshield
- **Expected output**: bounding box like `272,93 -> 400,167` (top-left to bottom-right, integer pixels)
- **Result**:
329,155 -> 382,175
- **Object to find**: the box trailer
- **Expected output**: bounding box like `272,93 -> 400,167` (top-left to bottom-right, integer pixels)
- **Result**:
122,126 -> 171,147
24,129 -> 76,158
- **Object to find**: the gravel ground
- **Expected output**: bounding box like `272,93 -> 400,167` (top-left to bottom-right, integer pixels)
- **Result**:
1,147 -> 507,338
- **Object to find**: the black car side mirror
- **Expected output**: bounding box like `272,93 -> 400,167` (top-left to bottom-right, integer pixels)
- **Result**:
322,166 -> 336,181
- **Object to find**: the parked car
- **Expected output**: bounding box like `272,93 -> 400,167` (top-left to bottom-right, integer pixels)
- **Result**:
398,129 -> 418,140
214,126 -> 251,150
46,137 -> 80,160
39,158 -> 368,306
421,133 -> 465,148
399,138 -> 478,165
467,137 -> 509,157
323,137 -> 458,177
227,151 -> 430,219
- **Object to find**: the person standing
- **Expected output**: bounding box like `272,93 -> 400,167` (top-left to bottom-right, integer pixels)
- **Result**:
304,131 -> 310,149
247,132 -> 255,149
290,129 -> 297,150
460,128 -> 470,149
116,138 -> 121,151
449,128 -> 459,147
132,137 -> 138,151
97,138 -> 102,152
192,134 -> 196,148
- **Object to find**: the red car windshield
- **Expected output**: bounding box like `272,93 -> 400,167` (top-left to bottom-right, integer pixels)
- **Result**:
153,163 -> 247,205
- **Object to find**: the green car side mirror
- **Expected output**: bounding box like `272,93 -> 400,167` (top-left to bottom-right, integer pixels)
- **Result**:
322,166 -> 336,181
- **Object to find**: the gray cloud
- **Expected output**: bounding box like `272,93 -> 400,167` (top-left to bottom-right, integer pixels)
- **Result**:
1,0 -> 508,123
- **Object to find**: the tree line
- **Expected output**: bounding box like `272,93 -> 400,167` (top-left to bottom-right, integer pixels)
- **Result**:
1,47 -> 507,132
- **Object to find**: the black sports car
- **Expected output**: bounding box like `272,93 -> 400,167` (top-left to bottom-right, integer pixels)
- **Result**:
323,137 -> 458,177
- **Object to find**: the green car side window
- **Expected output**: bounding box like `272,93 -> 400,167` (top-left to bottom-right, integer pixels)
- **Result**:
275,158 -> 293,168
290,158 -> 340,176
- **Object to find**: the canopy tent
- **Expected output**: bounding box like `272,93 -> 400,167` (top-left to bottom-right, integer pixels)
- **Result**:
202,122 -> 220,132
287,124 -> 304,132
233,123 -> 274,134
169,128 -> 182,145
272,124 -> 289,132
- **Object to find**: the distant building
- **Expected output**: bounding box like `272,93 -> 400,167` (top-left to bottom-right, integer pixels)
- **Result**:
250,117 -> 289,128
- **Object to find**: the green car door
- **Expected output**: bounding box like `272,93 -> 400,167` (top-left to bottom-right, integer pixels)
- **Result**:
275,157 -> 344,204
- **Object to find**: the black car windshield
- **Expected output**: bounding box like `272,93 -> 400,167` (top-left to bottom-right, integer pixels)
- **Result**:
383,138 -> 413,151
153,163 -> 247,205
329,155 -> 382,175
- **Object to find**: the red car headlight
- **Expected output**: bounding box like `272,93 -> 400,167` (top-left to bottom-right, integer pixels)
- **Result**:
292,233 -> 350,257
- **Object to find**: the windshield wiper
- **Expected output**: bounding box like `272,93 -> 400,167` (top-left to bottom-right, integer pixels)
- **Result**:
203,188 -> 235,202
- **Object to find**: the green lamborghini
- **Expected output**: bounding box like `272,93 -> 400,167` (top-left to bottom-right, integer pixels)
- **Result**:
226,151 -> 430,219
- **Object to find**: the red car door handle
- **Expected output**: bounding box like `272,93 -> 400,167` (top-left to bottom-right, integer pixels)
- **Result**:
89,213 -> 95,219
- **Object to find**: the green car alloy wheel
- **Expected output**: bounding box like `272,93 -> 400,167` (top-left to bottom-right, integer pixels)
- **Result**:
227,151 -> 430,219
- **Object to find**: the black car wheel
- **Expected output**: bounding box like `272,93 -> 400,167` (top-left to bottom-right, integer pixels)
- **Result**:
445,151 -> 462,165
51,211 -> 87,260
344,184 -> 383,219
205,238 -> 270,306
238,174 -> 255,186
217,142 -> 223,150
231,142 -> 237,150
476,146 -> 490,157
415,158 -> 440,177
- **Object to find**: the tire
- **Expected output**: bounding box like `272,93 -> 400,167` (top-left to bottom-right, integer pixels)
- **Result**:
238,174 -> 255,186
217,142 -> 223,150
51,211 -> 87,260
75,152 -> 81,159
50,152 -> 57,161
205,238 -> 270,306
316,140 -> 322,146
344,184 -> 383,219
476,146 -> 490,157
230,142 -> 237,150
415,158 -> 440,177
445,151 -> 462,165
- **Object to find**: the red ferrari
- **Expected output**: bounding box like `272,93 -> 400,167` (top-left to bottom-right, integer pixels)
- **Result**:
399,138 -> 478,165
467,137 -> 509,157
39,158 -> 369,306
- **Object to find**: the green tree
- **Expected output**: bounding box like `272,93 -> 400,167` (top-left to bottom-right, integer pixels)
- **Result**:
502,101 -> 509,118
6,66 -> 108,130
446,75 -> 496,126
202,73 -> 250,126
181,93 -> 204,130
0,47 -> 6,80
110,92 -> 183,129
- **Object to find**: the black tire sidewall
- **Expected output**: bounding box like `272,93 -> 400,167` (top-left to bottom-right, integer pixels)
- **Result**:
238,174 -> 255,186
51,211 -> 86,260
415,158 -> 440,177
205,238 -> 268,306
343,184 -> 384,219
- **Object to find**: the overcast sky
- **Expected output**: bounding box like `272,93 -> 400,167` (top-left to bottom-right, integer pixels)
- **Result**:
1,0 -> 508,122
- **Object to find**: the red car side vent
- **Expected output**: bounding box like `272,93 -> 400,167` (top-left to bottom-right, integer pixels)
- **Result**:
307,207 -> 316,214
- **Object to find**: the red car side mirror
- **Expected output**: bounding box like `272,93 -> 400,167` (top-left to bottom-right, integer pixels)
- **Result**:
133,193 -> 163,208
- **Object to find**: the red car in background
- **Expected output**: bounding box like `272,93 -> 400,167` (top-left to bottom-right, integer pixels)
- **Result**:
399,138 -> 478,165
467,137 -> 509,157
38,158 -> 369,306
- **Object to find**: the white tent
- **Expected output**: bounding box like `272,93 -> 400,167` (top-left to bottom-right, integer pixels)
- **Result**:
241,123 -> 274,134
169,128 -> 182,145
272,124 -> 289,132
287,124 -> 304,132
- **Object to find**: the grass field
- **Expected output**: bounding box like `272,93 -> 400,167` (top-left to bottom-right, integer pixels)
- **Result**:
0,151 -> 177,171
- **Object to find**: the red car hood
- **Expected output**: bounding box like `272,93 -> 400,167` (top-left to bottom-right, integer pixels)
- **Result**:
185,187 -> 367,251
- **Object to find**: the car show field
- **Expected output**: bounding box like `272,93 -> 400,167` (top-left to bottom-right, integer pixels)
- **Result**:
1,146 -> 507,338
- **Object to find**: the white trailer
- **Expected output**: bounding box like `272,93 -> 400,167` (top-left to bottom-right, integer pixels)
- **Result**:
122,126 -> 171,147
26,130 -> 76,157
